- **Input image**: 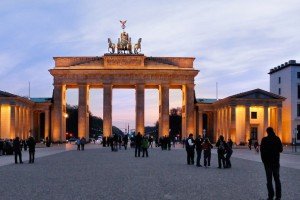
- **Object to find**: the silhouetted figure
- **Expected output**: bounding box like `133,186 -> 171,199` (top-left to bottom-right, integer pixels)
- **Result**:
195,135 -> 203,167
260,127 -> 283,200
80,137 -> 86,151
216,135 -> 227,169
118,135 -> 122,150
13,137 -> 23,164
167,136 -> 171,150
123,135 -> 128,150
113,134 -> 118,151
27,136 -> 36,163
45,137 -> 51,147
135,132 -> 142,157
225,139 -> 233,168
185,134 -> 195,165
103,137 -> 107,147
148,136 -> 153,148
202,138 -> 213,167
76,138 -> 81,150
0,139 -> 4,156
248,138 -> 252,150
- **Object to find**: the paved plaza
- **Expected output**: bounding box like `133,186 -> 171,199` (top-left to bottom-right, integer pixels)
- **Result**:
0,144 -> 300,200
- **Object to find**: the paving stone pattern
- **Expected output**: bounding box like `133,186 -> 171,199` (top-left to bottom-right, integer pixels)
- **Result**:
0,147 -> 299,200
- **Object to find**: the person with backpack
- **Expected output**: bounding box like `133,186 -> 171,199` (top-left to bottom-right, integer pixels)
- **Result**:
216,135 -> 227,169
202,138 -> 213,167
185,134 -> 195,165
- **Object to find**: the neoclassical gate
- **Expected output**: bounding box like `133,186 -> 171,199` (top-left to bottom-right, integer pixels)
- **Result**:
49,54 -> 198,142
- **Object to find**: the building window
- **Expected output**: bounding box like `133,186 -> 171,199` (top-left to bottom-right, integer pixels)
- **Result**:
297,125 -> 300,140
251,112 -> 257,119
298,104 -> 300,117
297,72 -> 300,78
278,88 -> 281,95
278,77 -> 281,84
298,85 -> 300,99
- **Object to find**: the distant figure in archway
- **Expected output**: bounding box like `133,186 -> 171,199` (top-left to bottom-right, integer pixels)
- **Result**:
135,132 -> 142,157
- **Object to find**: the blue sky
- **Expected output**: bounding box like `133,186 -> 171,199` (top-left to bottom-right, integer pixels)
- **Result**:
1,0 -> 300,129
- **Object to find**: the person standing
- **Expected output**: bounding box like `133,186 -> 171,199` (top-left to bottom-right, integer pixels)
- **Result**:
225,138 -> 233,168
141,136 -> 149,157
185,134 -> 195,165
13,137 -> 23,164
202,138 -> 213,167
0,139 -> 3,156
195,135 -> 203,167
123,134 -> 128,150
135,132 -> 142,157
248,138 -> 252,150
80,137 -> 86,151
260,127 -> 283,200
216,135 -> 226,169
27,136 -> 36,163
76,138 -> 81,150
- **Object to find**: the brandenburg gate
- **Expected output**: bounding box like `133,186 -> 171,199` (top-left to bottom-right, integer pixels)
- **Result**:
49,25 -> 198,142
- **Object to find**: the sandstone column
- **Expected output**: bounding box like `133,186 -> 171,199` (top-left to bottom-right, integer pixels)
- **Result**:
44,110 -> 50,140
198,109 -> 203,136
135,84 -> 145,135
30,110 -> 34,137
10,105 -> 16,139
0,105 -> 1,138
277,106 -> 282,140
20,107 -> 24,139
229,106 -> 236,143
182,84 -> 195,138
159,84 -> 169,137
52,84 -> 66,142
103,83 -> 112,137
15,106 -> 19,138
245,105 -> 250,143
78,84 -> 90,140
263,105 -> 269,137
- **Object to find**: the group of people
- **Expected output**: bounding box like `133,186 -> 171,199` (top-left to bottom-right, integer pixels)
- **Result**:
133,132 -> 149,157
0,136 -> 36,164
76,137 -> 86,151
185,134 -> 230,168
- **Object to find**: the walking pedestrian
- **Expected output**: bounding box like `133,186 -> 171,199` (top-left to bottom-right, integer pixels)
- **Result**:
185,134 -> 195,165
135,132 -> 142,157
260,127 -> 283,200
80,137 -> 86,151
216,135 -> 226,169
76,138 -> 81,150
27,136 -> 36,163
195,135 -> 203,167
202,138 -> 213,167
13,137 -> 23,164
248,138 -> 252,150
141,136 -> 149,157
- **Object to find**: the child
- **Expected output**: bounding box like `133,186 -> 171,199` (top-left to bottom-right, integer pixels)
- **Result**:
141,136 -> 149,157
202,138 -> 213,167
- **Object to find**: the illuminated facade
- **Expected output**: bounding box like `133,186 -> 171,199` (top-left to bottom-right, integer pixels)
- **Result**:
195,89 -> 285,144
0,91 -> 51,140
269,60 -> 300,144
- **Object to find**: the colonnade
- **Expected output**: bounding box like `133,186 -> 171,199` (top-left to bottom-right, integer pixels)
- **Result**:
51,83 -> 195,142
0,104 -> 32,139
214,105 -> 282,144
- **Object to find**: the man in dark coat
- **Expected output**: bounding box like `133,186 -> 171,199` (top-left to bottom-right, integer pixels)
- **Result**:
216,135 -> 227,169
27,136 -> 36,163
260,127 -> 283,200
195,135 -> 203,167
13,137 -> 23,164
185,134 -> 195,165
135,132 -> 142,157
123,134 -> 128,150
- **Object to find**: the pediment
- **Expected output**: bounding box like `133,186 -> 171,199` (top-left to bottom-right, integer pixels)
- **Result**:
229,89 -> 284,100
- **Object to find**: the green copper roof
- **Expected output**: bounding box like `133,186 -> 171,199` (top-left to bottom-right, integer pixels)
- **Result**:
30,98 -> 52,103
196,98 -> 218,104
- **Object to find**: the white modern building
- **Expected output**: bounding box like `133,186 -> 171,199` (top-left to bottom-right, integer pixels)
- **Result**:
269,60 -> 300,144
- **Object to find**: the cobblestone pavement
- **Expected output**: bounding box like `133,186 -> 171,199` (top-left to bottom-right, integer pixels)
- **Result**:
0,146 -> 299,200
